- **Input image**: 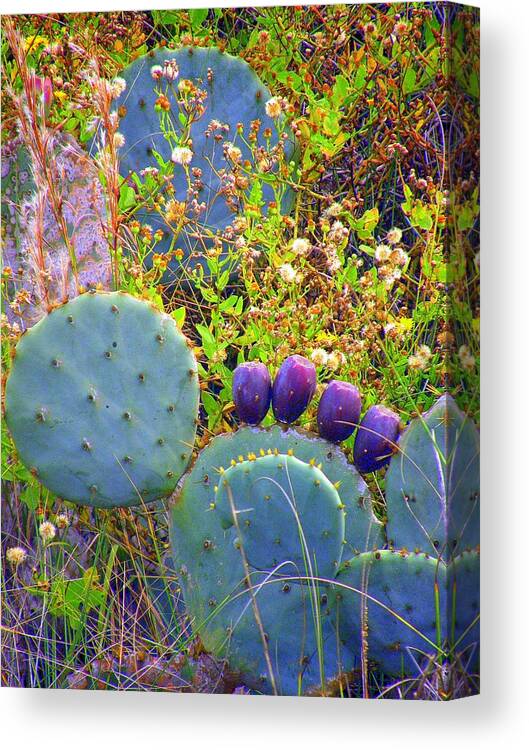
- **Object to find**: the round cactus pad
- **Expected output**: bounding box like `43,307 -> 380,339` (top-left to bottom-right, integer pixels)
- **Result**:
114,47 -> 296,278
5,292 -> 199,507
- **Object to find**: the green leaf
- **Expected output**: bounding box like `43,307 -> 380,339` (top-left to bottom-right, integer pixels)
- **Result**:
402,67 -> 417,95
20,483 -> 40,511
171,307 -> 186,328
189,8 -> 209,30
119,184 -> 136,212
332,75 -> 349,105
49,568 -> 105,630
411,202 -> 434,230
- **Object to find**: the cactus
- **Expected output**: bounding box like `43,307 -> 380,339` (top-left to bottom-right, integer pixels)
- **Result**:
353,404 -> 400,473
169,420 -> 382,694
1,134 -> 111,329
334,550 -> 447,676
113,46 -> 297,279
334,545 -> 480,677
5,291 -> 199,508
385,394 -> 480,561
317,380 -> 361,443
232,362 -> 272,425
168,390 -> 478,691
272,355 -> 316,424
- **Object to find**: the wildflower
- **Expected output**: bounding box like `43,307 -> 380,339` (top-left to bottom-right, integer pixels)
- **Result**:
328,220 -> 349,245
310,348 -> 328,367
265,97 -> 283,118
155,94 -> 171,112
392,247 -> 409,267
171,146 -> 193,166
327,351 -> 346,371
459,345 -> 476,371
278,263 -> 299,284
225,142 -> 242,163
165,200 -> 186,223
56,513 -> 70,529
292,237 -> 310,256
110,77 -> 127,98
417,345 -> 432,361
6,547 -> 27,567
39,521 -> 56,543
393,22 -> 408,36
113,132 -> 125,149
375,244 -> 391,263
139,166 -> 159,178
151,65 -> 163,80
163,59 -> 179,82
323,202 -> 342,219
386,227 -> 403,245
210,349 -> 227,364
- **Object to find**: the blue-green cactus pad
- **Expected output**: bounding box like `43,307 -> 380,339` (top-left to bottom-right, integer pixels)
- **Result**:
385,394 -> 480,561
114,46 -> 296,278
334,550 -> 447,676
215,453 -> 345,577
5,291 -> 199,507
448,549 -> 479,670
207,574 -> 344,695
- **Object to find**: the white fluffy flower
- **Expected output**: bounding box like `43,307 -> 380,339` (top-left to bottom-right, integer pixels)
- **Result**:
171,146 -> 193,166
386,227 -> 403,245
392,247 -> 409,267
327,351 -> 346,371
225,142 -> 242,163
150,65 -> 163,80
310,348 -> 328,367
408,344 -> 432,370
39,521 -> 56,543
113,132 -> 125,149
458,345 -> 476,371
6,547 -> 27,567
292,237 -> 310,256
110,77 -> 127,98
163,59 -> 179,81
265,97 -> 283,118
278,263 -> 298,283
375,244 -> 391,263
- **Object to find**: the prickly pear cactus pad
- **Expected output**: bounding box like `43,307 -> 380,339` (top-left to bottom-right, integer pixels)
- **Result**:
448,549 -> 480,670
5,292 -> 199,507
335,550 -> 447,676
114,47 -> 296,277
1,134 -> 111,329
169,424 -> 383,694
215,453 -> 345,575
385,395 -> 480,561
170,440 -> 350,694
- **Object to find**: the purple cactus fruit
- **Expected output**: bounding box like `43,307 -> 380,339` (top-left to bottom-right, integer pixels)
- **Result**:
353,405 -> 400,473
317,380 -> 362,443
232,362 -> 272,425
272,355 -> 317,424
